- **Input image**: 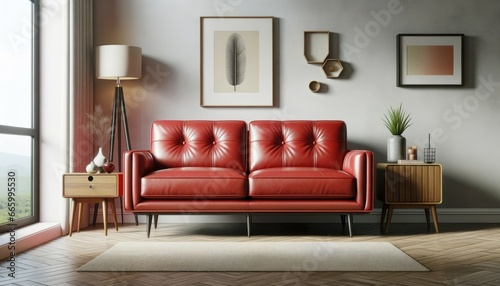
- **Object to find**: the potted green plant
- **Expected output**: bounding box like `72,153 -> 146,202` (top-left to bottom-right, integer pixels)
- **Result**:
382,103 -> 412,162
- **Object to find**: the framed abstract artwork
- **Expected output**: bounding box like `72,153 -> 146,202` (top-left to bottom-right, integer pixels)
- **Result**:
397,34 -> 464,87
200,16 -> 274,106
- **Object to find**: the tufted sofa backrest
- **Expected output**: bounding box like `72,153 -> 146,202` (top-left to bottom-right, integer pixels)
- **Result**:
248,120 -> 347,172
151,120 -> 247,172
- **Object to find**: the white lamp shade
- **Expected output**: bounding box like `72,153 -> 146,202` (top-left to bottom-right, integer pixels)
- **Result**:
96,45 -> 142,80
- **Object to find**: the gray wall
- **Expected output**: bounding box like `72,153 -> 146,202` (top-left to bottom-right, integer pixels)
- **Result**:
94,0 -> 500,210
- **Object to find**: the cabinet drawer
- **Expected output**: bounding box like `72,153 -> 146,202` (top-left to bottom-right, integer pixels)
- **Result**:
385,165 -> 442,204
63,173 -> 122,198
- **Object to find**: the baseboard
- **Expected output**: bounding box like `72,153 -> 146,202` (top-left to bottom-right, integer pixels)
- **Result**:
0,222 -> 61,260
91,208 -> 500,224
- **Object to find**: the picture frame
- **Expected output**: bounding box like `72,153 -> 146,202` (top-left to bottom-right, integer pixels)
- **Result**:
397,34 -> 464,87
200,16 -> 274,107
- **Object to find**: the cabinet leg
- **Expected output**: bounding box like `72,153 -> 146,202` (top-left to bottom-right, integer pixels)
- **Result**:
384,206 -> 394,234
380,204 -> 388,229
431,205 -> 439,233
102,200 -> 108,236
69,199 -> 77,237
77,202 -> 83,233
425,208 -> 431,229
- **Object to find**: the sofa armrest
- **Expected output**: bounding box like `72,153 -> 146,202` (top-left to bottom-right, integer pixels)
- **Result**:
342,150 -> 374,211
123,150 -> 156,211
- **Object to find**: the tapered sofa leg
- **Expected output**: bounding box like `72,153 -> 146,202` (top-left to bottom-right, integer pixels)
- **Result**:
154,215 -> 159,229
247,214 -> 252,237
147,214 -> 153,238
340,215 -> 346,229
347,214 -> 353,237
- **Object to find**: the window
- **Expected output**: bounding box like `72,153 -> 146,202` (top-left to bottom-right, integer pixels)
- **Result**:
0,0 -> 39,232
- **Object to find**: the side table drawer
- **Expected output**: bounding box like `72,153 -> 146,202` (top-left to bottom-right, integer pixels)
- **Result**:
385,164 -> 442,204
63,173 -> 123,198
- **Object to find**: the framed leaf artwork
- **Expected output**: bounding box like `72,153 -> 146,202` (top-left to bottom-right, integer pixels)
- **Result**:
200,17 -> 274,106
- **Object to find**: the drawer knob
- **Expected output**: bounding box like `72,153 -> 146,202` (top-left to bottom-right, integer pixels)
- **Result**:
89,185 -> 93,189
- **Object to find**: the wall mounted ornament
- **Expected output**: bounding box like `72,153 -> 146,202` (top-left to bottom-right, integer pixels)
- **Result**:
200,16 -> 274,107
322,59 -> 343,78
304,31 -> 330,64
308,81 -> 321,92
304,31 -> 343,84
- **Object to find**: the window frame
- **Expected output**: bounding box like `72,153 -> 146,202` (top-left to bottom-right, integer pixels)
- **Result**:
0,0 -> 39,233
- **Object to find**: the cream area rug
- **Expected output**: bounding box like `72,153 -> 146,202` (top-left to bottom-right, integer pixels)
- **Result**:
77,241 -> 428,272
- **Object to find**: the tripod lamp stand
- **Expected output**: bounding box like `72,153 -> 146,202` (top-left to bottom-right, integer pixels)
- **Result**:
94,45 -> 141,226
96,45 -> 142,166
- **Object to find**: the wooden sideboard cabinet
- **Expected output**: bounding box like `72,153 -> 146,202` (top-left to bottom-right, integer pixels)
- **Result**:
377,163 -> 442,233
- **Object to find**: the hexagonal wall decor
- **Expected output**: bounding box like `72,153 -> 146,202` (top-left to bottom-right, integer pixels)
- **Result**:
322,59 -> 343,78
304,31 -> 330,64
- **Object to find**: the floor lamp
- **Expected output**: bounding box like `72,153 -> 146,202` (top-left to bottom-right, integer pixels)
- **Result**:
96,45 -> 142,165
95,44 -> 142,225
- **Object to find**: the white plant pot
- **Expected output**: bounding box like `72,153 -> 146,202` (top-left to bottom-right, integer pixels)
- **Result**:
387,135 -> 406,162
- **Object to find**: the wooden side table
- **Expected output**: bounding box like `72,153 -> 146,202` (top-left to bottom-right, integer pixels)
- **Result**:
377,163 -> 442,233
63,173 -> 123,236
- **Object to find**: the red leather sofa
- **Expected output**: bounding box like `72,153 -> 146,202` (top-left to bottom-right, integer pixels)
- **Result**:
123,120 -> 374,237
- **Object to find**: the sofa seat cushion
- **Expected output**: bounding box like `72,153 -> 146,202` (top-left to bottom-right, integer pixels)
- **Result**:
248,167 -> 355,199
141,167 -> 247,199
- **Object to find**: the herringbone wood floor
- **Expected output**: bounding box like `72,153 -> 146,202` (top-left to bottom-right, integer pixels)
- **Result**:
1,221 -> 500,285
